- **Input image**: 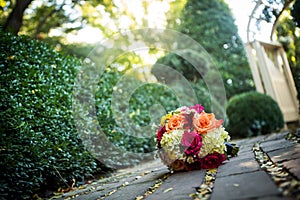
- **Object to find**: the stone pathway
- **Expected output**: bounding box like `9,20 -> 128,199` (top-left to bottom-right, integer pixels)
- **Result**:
52,131 -> 300,200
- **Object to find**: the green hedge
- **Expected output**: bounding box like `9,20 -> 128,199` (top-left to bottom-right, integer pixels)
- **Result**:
95,68 -> 181,153
226,91 -> 284,138
0,31 -> 108,199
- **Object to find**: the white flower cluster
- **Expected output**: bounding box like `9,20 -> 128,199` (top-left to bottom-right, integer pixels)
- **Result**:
199,127 -> 230,158
160,129 -> 185,160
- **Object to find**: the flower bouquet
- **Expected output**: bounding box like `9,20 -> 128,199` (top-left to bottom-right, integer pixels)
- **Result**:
156,104 -> 238,171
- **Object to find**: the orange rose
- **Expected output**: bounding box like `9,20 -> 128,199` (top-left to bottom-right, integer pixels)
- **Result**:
165,114 -> 184,132
193,111 -> 223,134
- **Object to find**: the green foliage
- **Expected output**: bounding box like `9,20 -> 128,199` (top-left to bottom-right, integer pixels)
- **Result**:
154,51 -> 210,82
166,0 -> 188,29
0,31 -> 107,199
95,67 -> 181,153
226,92 -> 284,138
128,83 -> 180,127
155,0 -> 254,99
58,41 -> 96,59
191,80 -> 219,114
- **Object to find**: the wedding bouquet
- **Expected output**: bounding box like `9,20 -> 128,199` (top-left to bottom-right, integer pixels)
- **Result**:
156,104 -> 238,171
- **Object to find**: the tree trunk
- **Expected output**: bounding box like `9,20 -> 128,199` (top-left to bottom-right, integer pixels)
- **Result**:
3,0 -> 33,35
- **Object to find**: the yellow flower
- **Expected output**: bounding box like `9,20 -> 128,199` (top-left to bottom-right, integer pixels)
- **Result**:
160,113 -> 172,125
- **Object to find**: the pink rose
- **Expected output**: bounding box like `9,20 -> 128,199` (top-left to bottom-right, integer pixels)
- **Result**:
189,104 -> 204,114
200,153 -> 226,169
181,130 -> 202,156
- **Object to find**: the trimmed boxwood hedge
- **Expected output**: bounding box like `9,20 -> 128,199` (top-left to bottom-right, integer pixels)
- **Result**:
226,91 -> 284,138
0,31 -> 109,199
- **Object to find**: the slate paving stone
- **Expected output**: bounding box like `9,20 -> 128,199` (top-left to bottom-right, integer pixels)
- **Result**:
236,136 -> 266,154
237,144 -> 254,154
57,160 -> 168,200
117,159 -> 166,175
261,138 -> 300,179
282,158 -> 300,180
255,195 -> 294,200
73,177 -> 150,200
58,172 -> 143,200
260,138 -> 296,153
145,169 -> 206,200
217,157 -> 260,177
57,172 -> 137,199
267,144 -> 300,163
263,132 -> 289,141
228,151 -> 254,162
105,168 -> 170,200
236,135 -> 265,146
71,190 -> 112,200
211,171 -> 280,200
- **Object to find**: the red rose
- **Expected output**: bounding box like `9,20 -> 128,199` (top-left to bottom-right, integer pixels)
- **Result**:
181,130 -> 202,156
200,153 -> 226,169
156,126 -> 166,149
156,126 -> 166,142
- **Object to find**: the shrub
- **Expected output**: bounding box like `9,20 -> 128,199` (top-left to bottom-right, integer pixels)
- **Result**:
0,31 -> 107,199
95,67 -> 181,154
226,91 -> 284,138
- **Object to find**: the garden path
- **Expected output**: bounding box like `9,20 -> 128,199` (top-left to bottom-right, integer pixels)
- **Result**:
53,131 -> 300,200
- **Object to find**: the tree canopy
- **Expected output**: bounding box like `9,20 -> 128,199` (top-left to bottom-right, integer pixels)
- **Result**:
0,0 -> 185,39
153,0 -> 255,99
